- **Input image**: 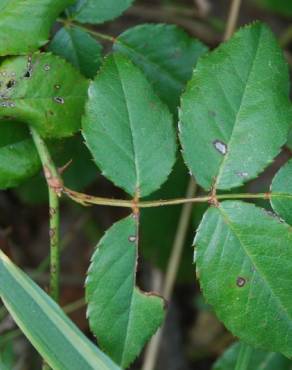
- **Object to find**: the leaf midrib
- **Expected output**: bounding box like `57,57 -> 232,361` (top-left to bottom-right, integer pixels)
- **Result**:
114,58 -> 140,193
215,27 -> 263,187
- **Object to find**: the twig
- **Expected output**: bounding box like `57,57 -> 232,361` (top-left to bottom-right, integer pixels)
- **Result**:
126,5 -> 220,44
64,186 -> 272,208
194,0 -> 211,17
30,128 -> 63,370
223,0 -> 242,41
57,18 -> 116,43
142,179 -> 197,370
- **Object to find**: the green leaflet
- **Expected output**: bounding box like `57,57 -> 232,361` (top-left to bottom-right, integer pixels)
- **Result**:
0,121 -> 40,189
49,27 -> 103,78
113,24 -> 208,112
0,0 -> 74,56
71,0 -> 134,24
0,250 -> 120,370
0,53 -> 88,138
195,201 -> 292,357
86,215 -> 165,368
82,54 -> 176,197
179,22 -> 292,191
270,159 -> 292,225
213,341 -> 291,370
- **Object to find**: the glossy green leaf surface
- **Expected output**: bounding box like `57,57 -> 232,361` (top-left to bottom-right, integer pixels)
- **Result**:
0,53 -> 88,138
0,0 -> 73,56
82,54 -> 176,197
86,215 -> 165,368
213,342 -> 291,370
49,27 -> 102,78
114,24 -> 207,111
71,0 -> 134,24
0,121 -> 40,189
0,250 -> 120,370
179,22 -> 291,190
270,159 -> 292,225
195,201 -> 292,357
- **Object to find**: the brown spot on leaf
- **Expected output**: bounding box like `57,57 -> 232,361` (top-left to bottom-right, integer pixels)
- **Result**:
236,276 -> 246,287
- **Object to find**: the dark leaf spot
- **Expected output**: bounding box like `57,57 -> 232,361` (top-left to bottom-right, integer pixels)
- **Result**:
236,276 -> 246,287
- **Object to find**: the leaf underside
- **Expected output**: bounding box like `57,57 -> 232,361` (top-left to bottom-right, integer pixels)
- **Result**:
195,201 -> 292,357
0,53 -> 88,138
86,215 -> 165,368
179,22 -> 292,191
82,53 -> 176,197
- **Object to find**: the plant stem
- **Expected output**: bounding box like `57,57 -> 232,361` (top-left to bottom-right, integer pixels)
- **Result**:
64,186 -> 272,208
57,18 -> 116,43
142,179 -> 197,370
30,127 -> 63,303
223,0 -> 242,41
163,179 -> 197,299
47,188 -> 60,302
235,342 -> 253,370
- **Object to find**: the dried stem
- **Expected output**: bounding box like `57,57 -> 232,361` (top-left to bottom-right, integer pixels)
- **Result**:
223,0 -> 242,41
142,179 -> 197,370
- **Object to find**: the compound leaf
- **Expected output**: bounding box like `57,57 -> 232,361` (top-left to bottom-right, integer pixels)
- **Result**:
86,215 -> 165,368
0,121 -> 40,189
213,342 -> 291,370
82,54 -> 176,197
49,27 -> 102,78
179,22 -> 291,190
0,0 -> 74,56
71,0 -> 134,24
0,250 -> 120,370
0,53 -> 88,138
113,24 -> 207,112
270,159 -> 292,225
195,201 -> 292,357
